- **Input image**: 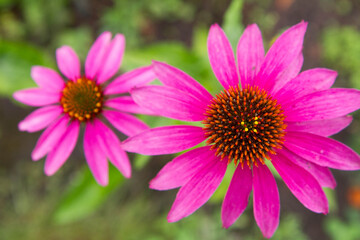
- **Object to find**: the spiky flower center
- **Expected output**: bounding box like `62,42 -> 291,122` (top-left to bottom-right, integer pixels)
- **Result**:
60,77 -> 103,121
203,85 -> 286,168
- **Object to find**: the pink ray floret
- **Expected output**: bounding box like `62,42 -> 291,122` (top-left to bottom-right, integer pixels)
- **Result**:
13,32 -> 156,186
122,21 -> 360,238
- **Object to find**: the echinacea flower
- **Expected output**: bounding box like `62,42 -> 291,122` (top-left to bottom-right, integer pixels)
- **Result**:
122,21 -> 360,237
14,32 -> 155,186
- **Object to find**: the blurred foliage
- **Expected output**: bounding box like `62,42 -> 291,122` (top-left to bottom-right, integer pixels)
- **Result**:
101,0 -> 195,47
53,165 -> 125,224
322,25 -> 360,89
325,210 -> 360,240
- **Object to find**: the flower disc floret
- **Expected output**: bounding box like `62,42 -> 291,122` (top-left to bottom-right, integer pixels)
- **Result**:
203,85 -> 286,167
61,77 -> 103,121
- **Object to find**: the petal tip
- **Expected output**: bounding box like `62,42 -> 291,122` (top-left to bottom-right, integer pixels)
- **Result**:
166,213 -> 179,223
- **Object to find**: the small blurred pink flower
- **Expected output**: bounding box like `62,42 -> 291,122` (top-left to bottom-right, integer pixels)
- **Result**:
122,21 -> 360,237
14,32 -> 156,186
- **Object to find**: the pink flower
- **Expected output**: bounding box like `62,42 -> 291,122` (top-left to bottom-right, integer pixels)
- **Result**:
122,22 -> 360,238
14,32 -> 156,186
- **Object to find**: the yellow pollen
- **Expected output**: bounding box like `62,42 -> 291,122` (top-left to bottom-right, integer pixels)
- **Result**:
241,121 -> 245,125
254,121 -> 259,125
244,127 -> 249,132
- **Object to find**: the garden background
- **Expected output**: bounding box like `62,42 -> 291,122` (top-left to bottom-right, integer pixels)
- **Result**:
1,0 -> 360,239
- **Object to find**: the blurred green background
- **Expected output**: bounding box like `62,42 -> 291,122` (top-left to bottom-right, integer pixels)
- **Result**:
1,0 -> 360,239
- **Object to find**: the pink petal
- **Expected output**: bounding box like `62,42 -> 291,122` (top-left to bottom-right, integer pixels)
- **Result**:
253,164 -> 280,239
167,157 -> 227,222
104,96 -> 155,115
278,148 -> 336,189
85,31 -> 112,80
104,66 -> 156,95
256,21 -> 307,92
122,125 -> 205,155
83,122 -> 109,186
237,24 -> 264,87
272,152 -> 329,213
222,166 -> 252,228
285,132 -> 360,170
131,86 -> 207,121
56,46 -> 81,81
286,116 -> 353,137
31,116 -> 69,161
19,105 -> 63,132
150,146 -> 215,190
284,88 -> 360,122
208,23 -> 239,89
92,119 -> 131,178
31,66 -> 65,91
13,88 -> 60,106
275,68 -> 337,105
270,53 -> 303,95
152,61 -> 213,104
96,34 -> 125,84
44,120 -> 80,176
103,110 -> 149,137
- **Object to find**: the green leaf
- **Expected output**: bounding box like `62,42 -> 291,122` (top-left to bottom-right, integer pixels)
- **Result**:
223,0 -> 244,49
0,40 -> 53,97
53,165 -> 125,224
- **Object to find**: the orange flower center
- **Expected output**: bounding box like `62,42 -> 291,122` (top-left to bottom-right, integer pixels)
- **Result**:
60,77 -> 103,121
203,85 -> 286,168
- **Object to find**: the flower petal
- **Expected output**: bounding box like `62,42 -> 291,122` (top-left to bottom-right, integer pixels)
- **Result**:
96,34 -> 125,84
167,156 -> 227,222
222,166 -> 252,228
85,31 -> 112,80
104,66 -> 156,95
44,120 -> 80,176
13,88 -> 60,106
56,46 -> 80,81
285,132 -> 360,170
92,119 -> 131,178
103,110 -> 149,137
278,148 -> 336,189
272,152 -> 329,213
122,125 -> 205,155
131,86 -> 207,121
208,23 -> 239,89
150,146 -> 215,190
253,164 -> 280,239
31,66 -> 65,91
19,105 -> 63,132
270,53 -> 303,95
237,24 -> 264,87
286,116 -> 353,137
152,61 -> 213,104
256,21 -> 307,92
284,88 -> 360,122
83,122 -> 109,186
31,116 -> 69,161
104,96 -> 155,115
275,68 -> 337,105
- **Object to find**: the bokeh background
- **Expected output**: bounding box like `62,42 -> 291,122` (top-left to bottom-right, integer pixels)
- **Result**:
1,0 -> 360,239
